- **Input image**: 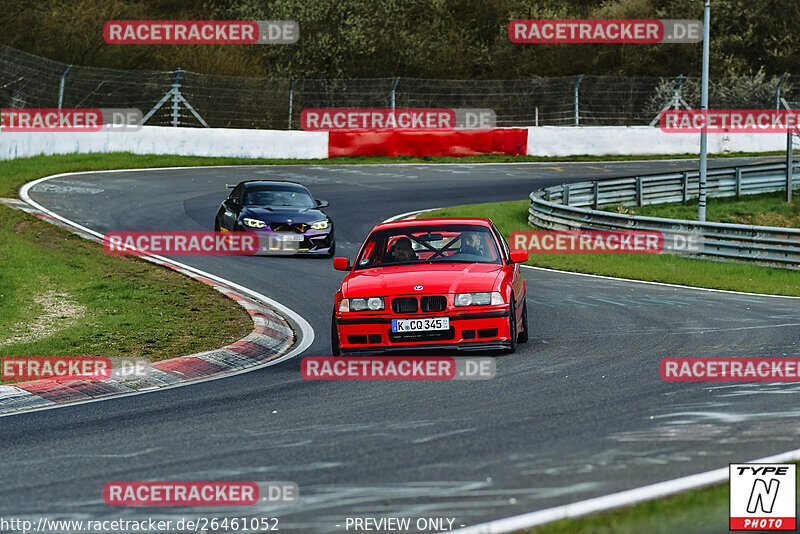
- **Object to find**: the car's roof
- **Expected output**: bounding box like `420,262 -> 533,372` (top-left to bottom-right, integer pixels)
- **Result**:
239,180 -> 309,190
373,217 -> 493,230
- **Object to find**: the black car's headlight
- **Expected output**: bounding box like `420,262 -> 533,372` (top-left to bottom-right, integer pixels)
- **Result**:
339,297 -> 385,312
311,219 -> 330,230
454,292 -> 504,306
243,218 -> 267,229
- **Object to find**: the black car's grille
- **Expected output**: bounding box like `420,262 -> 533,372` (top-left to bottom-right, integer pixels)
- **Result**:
420,295 -> 447,312
270,222 -> 308,233
392,297 -> 418,314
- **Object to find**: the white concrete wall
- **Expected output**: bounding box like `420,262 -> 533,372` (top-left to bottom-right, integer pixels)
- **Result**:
0,126 -> 329,160
0,124 -> 787,160
525,126 -> 786,156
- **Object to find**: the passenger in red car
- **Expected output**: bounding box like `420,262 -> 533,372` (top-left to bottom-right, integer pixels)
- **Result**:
459,231 -> 484,256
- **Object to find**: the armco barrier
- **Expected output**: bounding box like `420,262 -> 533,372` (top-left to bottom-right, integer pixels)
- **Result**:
0,125 -> 789,161
329,129 -> 528,157
528,161 -> 800,266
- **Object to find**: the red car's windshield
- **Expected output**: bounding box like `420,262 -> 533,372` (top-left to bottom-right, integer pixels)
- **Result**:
354,224 -> 502,269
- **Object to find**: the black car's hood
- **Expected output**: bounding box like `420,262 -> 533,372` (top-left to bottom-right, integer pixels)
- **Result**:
241,207 -> 326,223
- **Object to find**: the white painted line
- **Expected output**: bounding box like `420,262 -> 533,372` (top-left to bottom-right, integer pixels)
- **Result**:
5,171 -> 315,418
452,448 -> 800,533
382,207 -> 443,223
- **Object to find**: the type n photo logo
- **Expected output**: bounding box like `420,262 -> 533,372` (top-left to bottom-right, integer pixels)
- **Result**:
730,463 -> 796,530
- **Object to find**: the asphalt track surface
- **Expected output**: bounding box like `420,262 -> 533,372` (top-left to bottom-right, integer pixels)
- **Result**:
5,157 -> 800,533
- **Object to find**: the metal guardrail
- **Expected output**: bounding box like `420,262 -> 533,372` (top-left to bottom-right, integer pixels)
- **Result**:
528,161 -> 800,266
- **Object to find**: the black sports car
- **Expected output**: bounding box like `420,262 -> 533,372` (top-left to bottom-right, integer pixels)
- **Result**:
214,180 -> 334,256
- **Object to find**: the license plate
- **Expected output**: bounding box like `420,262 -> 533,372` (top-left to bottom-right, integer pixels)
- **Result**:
392,317 -> 449,333
276,234 -> 304,241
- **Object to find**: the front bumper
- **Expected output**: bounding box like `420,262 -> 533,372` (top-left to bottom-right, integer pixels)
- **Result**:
334,308 -> 511,354
247,228 -> 334,254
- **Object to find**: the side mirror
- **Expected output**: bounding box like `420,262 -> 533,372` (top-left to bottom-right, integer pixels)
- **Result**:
316,199 -> 329,208
509,250 -> 529,263
333,257 -> 350,270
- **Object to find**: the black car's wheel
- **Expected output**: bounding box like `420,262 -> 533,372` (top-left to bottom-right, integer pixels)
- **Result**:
213,218 -> 221,232
506,294 -> 518,354
325,240 -> 336,258
517,297 -> 529,343
331,310 -> 341,356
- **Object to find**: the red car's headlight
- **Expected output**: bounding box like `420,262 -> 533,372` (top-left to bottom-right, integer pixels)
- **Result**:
339,297 -> 385,312
454,292 -> 504,306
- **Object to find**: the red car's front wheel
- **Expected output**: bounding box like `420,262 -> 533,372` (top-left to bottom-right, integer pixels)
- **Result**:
506,295 -> 518,354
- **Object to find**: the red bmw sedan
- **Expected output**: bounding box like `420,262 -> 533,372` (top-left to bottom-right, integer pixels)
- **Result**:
331,218 -> 529,355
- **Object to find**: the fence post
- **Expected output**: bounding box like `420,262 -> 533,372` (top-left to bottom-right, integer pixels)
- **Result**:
735,167 -> 742,197
563,184 -> 570,205
57,65 -> 72,109
681,171 -> 688,202
573,74 -> 584,126
776,74 -> 787,109
592,181 -> 599,209
171,68 -> 183,127
636,177 -> 643,206
787,129 -> 794,202
391,77 -> 400,110
545,189 -> 551,201
288,78 -> 294,129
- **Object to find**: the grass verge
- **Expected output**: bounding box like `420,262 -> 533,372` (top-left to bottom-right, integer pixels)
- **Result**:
521,462 -> 800,533
604,190 -> 800,228
426,200 -> 800,296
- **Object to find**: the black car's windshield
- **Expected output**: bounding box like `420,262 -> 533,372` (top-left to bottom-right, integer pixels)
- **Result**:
354,224 -> 502,269
243,186 -> 316,208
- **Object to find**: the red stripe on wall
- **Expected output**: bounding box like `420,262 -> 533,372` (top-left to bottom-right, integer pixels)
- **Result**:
329,129 -> 528,157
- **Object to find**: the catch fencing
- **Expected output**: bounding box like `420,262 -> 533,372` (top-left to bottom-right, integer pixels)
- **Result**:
2,44 -> 800,129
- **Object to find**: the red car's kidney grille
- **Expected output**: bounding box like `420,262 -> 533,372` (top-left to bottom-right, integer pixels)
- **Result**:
392,297 -> 418,314
420,295 -> 447,312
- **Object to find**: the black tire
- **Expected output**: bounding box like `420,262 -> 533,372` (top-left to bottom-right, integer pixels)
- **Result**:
506,294 -> 518,354
325,240 -> 336,258
331,310 -> 341,356
213,218 -> 221,232
517,297 -> 529,343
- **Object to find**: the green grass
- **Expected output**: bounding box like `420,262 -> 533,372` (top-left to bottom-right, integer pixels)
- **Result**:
604,190 -> 800,228
521,462 -> 800,533
0,207 -> 253,367
0,151 -> 782,198
426,200 -> 800,296
521,483 -> 728,534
